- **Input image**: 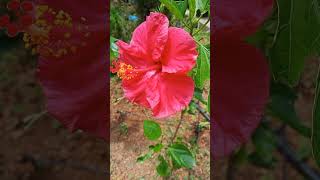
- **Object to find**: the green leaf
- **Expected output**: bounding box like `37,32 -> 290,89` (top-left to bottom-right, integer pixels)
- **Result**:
268,82 -> 311,137
187,101 -> 197,115
149,143 -> 163,153
232,147 -> 248,165
270,0 -> 320,85
143,120 -> 162,141
195,44 -> 210,89
168,143 -> 196,169
156,155 -> 171,177
175,0 -> 188,17
198,121 -> 210,129
171,156 -> 182,169
110,36 -> 118,60
249,125 -> 277,168
137,151 -> 153,163
248,152 -> 277,169
297,138 -> 312,160
246,26 -> 270,49
194,88 -> 207,104
188,0 -> 196,18
160,0 -> 184,20
312,64 -> 320,167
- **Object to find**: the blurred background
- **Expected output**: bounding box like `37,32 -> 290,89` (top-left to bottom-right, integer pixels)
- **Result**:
0,0 -> 107,179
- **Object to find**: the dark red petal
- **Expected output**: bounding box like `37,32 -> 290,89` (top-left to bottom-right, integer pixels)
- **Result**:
213,39 -> 270,158
7,0 -> 20,11
37,0 -> 108,139
19,14 -> 33,29
21,1 -> 34,12
0,15 -> 10,28
6,23 -> 19,37
215,0 -> 273,39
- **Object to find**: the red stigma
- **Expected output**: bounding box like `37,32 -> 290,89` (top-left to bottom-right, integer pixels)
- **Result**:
0,15 -> 10,28
7,0 -> 20,11
6,23 -> 19,37
21,1 -> 34,12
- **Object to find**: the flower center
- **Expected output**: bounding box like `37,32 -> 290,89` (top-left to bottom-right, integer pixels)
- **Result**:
23,5 -> 90,58
113,62 -> 138,80
111,61 -> 161,80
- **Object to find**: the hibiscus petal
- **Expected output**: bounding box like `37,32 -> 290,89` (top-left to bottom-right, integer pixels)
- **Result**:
116,12 -> 169,68
133,12 -> 169,61
213,39 -> 270,158
161,27 -> 197,73
116,40 -> 154,68
145,73 -> 194,118
37,0 -> 108,139
122,70 -> 157,108
215,0 -> 273,39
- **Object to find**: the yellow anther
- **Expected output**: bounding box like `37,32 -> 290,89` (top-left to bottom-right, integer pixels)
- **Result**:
71,46 -> 77,53
24,4 -> 90,58
64,33 -> 71,38
114,62 -> 139,80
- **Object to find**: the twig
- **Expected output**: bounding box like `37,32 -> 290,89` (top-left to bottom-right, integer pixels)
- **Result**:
193,102 -> 210,122
226,154 -> 237,180
195,109 -> 202,143
22,110 -> 47,130
114,96 -> 125,105
193,18 -> 210,36
275,132 -> 320,180
171,111 -> 185,143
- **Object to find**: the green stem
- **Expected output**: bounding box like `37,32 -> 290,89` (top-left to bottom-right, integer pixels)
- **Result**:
193,18 -> 210,36
194,13 -> 205,28
182,20 -> 192,31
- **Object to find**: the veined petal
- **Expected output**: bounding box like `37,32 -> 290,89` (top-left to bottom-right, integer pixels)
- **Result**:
215,0 -> 273,39
122,70 -> 157,108
161,27 -> 197,73
130,12 -> 169,61
212,39 -> 270,158
145,73 -> 194,118
116,40 -> 154,68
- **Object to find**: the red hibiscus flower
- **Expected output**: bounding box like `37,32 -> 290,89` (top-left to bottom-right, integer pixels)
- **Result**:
112,12 -> 198,118
213,0 -> 273,158
32,0 -> 108,139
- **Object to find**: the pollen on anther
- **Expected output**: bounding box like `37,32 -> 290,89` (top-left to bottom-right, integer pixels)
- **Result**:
111,61 -> 139,80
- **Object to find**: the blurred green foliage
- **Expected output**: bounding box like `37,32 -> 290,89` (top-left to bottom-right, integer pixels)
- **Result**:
135,0 -> 160,18
110,1 -> 140,42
